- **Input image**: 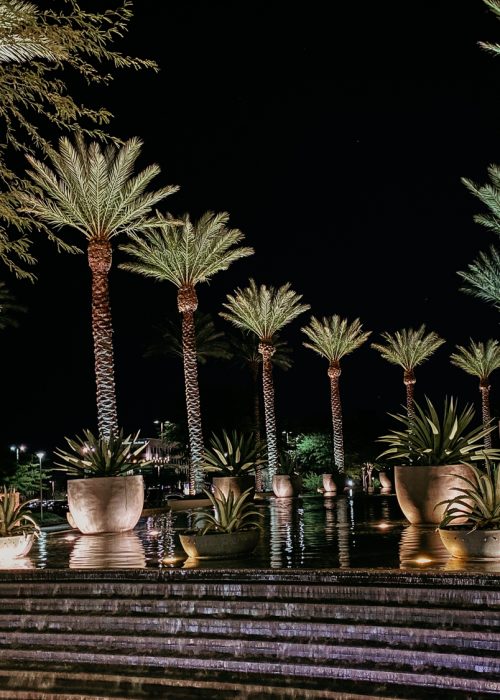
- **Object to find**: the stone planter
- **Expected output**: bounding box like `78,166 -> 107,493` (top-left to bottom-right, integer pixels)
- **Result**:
322,474 -> 337,495
438,527 -> 500,561
272,474 -> 302,498
67,475 -> 144,535
394,464 -> 474,525
379,471 -> 392,492
0,533 -> 35,560
179,528 -> 260,560
212,474 -> 255,501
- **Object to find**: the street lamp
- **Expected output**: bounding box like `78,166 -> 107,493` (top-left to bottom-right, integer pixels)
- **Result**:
10,444 -> 26,463
36,451 -> 45,522
153,419 -> 164,438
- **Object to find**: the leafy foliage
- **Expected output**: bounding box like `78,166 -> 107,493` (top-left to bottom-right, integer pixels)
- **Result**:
229,330 -> 293,371
458,246 -> 500,310
54,429 -> 147,478
295,432 -> 334,471
202,430 -> 265,476
193,486 -> 263,534
371,325 -> 445,370
450,338 -> 500,381
377,396 -> 500,465
301,471 -> 323,492
302,315 -> 371,362
276,449 -> 300,476
438,458 -> 500,530
0,487 -> 39,536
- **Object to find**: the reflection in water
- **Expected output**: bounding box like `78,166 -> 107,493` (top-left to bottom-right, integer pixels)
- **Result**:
323,497 -> 336,544
444,556 -> 500,574
399,525 -> 450,569
270,497 -> 305,568
336,497 -> 351,568
70,531 -> 146,568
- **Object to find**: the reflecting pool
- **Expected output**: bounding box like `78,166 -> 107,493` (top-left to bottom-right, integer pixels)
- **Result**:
15,493 -> 500,573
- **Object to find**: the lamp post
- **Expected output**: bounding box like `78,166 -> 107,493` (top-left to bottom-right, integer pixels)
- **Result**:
10,444 -> 26,463
153,419 -> 164,438
36,451 -> 45,522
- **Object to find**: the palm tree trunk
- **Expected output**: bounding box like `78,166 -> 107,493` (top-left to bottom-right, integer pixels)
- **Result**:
259,342 -> 277,480
480,379 -> 492,449
178,286 -> 204,495
328,363 -> 344,473
250,360 -> 263,491
87,241 -> 118,439
404,370 -> 416,422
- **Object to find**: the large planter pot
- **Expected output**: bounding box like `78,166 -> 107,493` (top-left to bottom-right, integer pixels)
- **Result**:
212,475 -> 255,501
179,528 -> 260,560
0,533 -> 35,560
394,464 -> 474,525
438,527 -> 500,561
272,474 -> 302,498
322,474 -> 337,495
67,475 -> 144,535
379,471 -> 392,492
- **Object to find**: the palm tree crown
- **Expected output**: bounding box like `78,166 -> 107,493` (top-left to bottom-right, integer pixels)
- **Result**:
371,325 -> 445,371
220,279 -> 309,340
458,246 -> 500,309
450,339 -> 500,382
120,211 -> 253,288
302,315 -> 371,362
20,135 -> 178,247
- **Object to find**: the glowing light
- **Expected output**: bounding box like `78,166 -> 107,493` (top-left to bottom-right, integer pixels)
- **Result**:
148,529 -> 160,536
414,556 -> 432,565
65,534 -> 77,541
377,523 -> 390,530
162,555 -> 183,564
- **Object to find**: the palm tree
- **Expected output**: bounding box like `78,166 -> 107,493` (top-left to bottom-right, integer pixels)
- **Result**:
301,315 -> 370,474
19,135 -> 178,438
450,339 -> 500,448
221,280 -> 309,483
120,211 -> 253,494
229,331 -> 292,446
458,246 -> 500,310
371,325 -> 445,420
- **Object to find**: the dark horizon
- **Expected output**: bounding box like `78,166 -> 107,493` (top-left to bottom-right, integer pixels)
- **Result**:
3,1 -> 500,461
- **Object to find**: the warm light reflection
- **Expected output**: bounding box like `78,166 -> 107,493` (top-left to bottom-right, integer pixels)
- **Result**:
65,534 -> 77,541
148,529 -> 160,536
377,523 -> 390,530
414,556 -> 432,565
162,555 -> 184,564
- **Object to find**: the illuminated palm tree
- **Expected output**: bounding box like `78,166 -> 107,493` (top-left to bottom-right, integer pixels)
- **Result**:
229,331 -> 292,445
450,339 -> 500,448
120,211 -> 253,494
221,280 -> 309,482
20,135 -> 178,438
371,325 -> 445,420
301,315 -> 370,474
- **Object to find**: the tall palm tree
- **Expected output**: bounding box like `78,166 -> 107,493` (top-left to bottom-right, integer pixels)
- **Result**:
221,280 -> 309,483
371,325 -> 445,420
19,135 -> 178,438
301,315 -> 370,474
229,331 -> 292,446
120,211 -> 253,494
450,339 -> 500,448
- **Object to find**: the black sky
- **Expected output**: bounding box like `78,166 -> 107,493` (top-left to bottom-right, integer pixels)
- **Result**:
4,1 -> 500,459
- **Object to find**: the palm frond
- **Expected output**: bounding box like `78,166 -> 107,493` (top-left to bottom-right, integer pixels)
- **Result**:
450,339 -> 500,381
371,324 -> 445,371
458,245 -> 500,309
301,315 -> 370,362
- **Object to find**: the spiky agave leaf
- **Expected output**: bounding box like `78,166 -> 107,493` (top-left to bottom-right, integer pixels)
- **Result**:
202,430 -> 266,476
193,487 -> 263,534
377,396 -> 500,465
0,487 -> 39,537
54,428 -> 148,477
438,458 -> 500,530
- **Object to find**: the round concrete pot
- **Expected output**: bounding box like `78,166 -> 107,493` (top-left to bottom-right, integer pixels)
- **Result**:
0,533 -> 35,559
394,464 -> 474,525
179,528 -> 260,560
438,527 -> 500,561
272,474 -> 302,498
212,474 -> 255,501
379,472 -> 392,492
67,475 -> 144,535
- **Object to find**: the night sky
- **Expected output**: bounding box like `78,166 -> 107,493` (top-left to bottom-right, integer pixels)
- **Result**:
4,1 -> 500,460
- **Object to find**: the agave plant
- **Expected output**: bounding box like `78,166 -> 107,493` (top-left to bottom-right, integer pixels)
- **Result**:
438,459 -> 500,531
202,429 -> 266,477
0,488 -> 39,537
193,487 -> 263,534
377,396 -> 500,465
54,429 -> 147,478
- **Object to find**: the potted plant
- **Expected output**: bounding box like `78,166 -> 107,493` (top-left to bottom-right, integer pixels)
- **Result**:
55,429 -> 147,535
0,487 -> 40,559
437,458 -> 500,561
377,396 -> 500,524
202,429 -> 265,500
179,486 -> 263,559
272,450 -> 302,497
